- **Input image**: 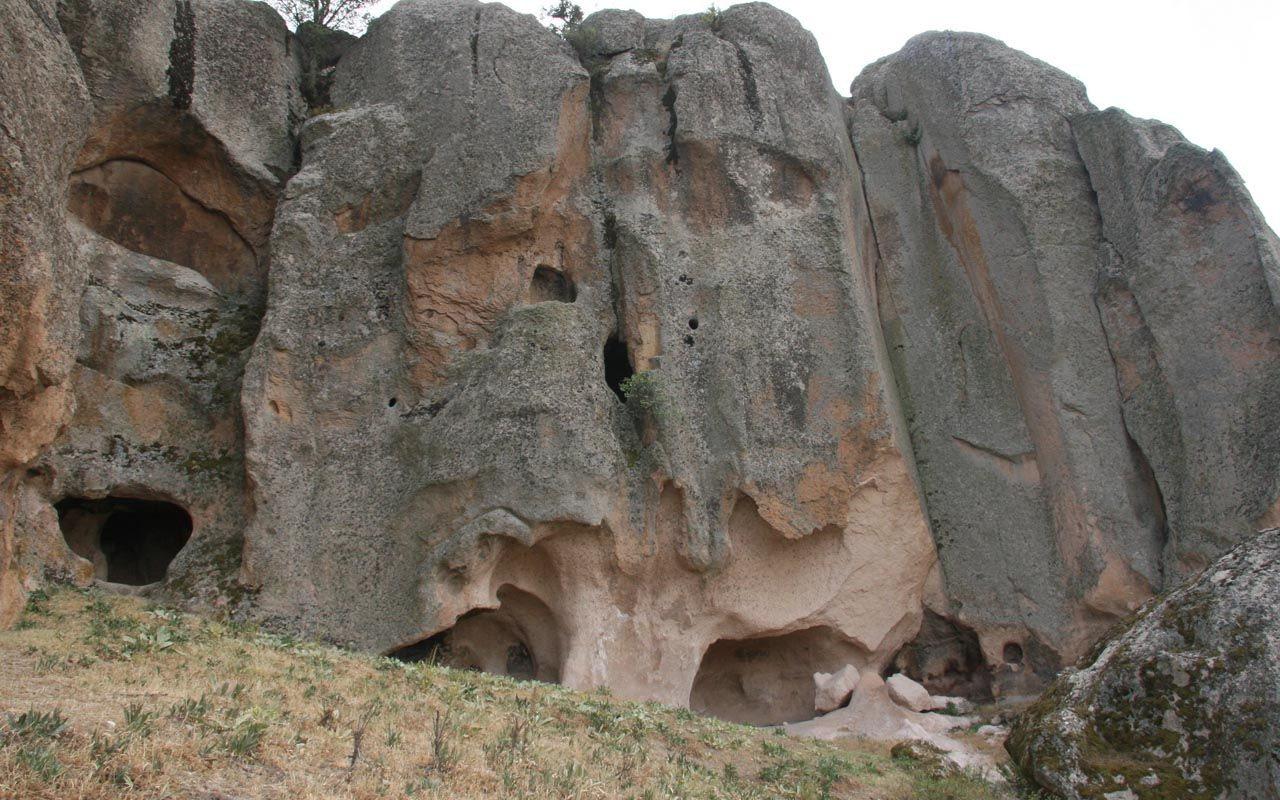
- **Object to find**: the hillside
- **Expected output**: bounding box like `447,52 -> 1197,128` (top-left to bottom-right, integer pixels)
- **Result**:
0,587 -> 1029,799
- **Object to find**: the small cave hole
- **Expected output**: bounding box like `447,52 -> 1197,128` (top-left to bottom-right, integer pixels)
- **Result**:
528,265 -> 577,303
603,334 -> 634,402
1003,641 -> 1024,665
688,317 -> 699,330
55,497 -> 193,586
387,586 -> 561,683
388,397 -> 398,408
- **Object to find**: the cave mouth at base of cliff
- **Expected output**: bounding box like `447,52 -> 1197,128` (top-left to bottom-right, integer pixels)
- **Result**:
55,497 -> 193,586
888,610 -> 994,702
689,627 -> 867,726
388,585 -> 561,683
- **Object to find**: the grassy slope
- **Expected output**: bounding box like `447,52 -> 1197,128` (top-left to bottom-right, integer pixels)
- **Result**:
0,587 -> 1026,799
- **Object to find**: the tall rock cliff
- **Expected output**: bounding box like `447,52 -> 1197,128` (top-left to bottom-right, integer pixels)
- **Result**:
1,0 -> 1277,723
848,33 -> 1280,695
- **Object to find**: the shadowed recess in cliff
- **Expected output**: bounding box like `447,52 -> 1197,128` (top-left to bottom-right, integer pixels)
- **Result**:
387,585 -> 562,683
528,265 -> 577,303
55,497 -> 193,586
603,333 -> 634,402
690,627 -> 867,725
888,610 -> 993,701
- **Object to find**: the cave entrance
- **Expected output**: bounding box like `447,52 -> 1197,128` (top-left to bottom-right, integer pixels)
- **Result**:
603,334 -> 633,402
55,497 -> 193,586
888,610 -> 993,701
388,585 -> 561,683
690,627 -> 866,725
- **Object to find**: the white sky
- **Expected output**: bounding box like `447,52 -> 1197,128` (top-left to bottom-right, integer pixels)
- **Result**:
366,0 -> 1279,228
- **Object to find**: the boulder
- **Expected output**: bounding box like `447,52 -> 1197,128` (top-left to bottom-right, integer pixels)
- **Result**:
886,673 -> 934,712
1007,527 -> 1280,799
814,664 -> 860,713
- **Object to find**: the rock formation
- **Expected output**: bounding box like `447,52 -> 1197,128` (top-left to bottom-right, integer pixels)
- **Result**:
1,0 -> 1277,732
848,33 -> 1280,696
1007,527 -> 1280,799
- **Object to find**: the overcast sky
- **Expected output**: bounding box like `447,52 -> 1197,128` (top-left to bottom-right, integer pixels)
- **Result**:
364,0 -> 1279,228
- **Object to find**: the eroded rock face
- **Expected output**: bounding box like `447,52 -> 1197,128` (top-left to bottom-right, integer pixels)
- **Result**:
23,0 -> 304,609
241,0 -> 934,710
846,32 -> 1280,691
3,0 -> 1278,736
1007,528 -> 1280,799
0,0 -> 92,628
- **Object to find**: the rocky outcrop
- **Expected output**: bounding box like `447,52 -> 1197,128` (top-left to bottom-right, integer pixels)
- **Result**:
0,0 -> 92,628
19,0 -> 304,609
1007,527 -> 1280,799
241,0 -> 934,712
847,32 -> 1280,693
1,0 -> 1277,735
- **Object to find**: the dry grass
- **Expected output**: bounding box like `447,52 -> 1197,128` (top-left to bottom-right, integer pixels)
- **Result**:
0,586 -> 1027,799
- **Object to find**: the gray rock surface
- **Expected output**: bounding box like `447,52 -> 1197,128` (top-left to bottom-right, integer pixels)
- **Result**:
241,0 -> 935,708
1073,108 -> 1280,580
1007,527 -> 1280,799
846,32 -> 1280,693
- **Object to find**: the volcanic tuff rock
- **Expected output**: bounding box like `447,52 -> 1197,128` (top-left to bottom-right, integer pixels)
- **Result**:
1006,528 -> 1280,799
0,0 -> 1278,730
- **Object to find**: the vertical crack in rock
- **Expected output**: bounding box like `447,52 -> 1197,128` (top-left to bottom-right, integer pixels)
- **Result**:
23,0 -> 59,38
469,8 -> 481,79
660,36 -> 682,166
661,84 -> 678,165
732,42 -> 762,129
167,0 -> 196,110
845,107 -> 888,289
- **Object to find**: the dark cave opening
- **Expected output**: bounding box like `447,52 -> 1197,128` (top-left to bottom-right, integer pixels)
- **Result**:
528,265 -> 577,303
1003,641 -> 1024,664
603,334 -> 634,402
889,610 -> 994,701
55,496 -> 193,586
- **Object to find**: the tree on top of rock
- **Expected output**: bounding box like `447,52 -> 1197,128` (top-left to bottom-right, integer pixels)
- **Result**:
265,0 -> 374,33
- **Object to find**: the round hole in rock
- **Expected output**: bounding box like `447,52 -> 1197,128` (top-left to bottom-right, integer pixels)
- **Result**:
55,497 -> 192,586
690,626 -> 867,725
528,265 -> 576,303
603,334 -> 634,403
388,585 -> 561,683
688,317 -> 699,330
388,397 -> 398,408
1003,641 -> 1024,665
